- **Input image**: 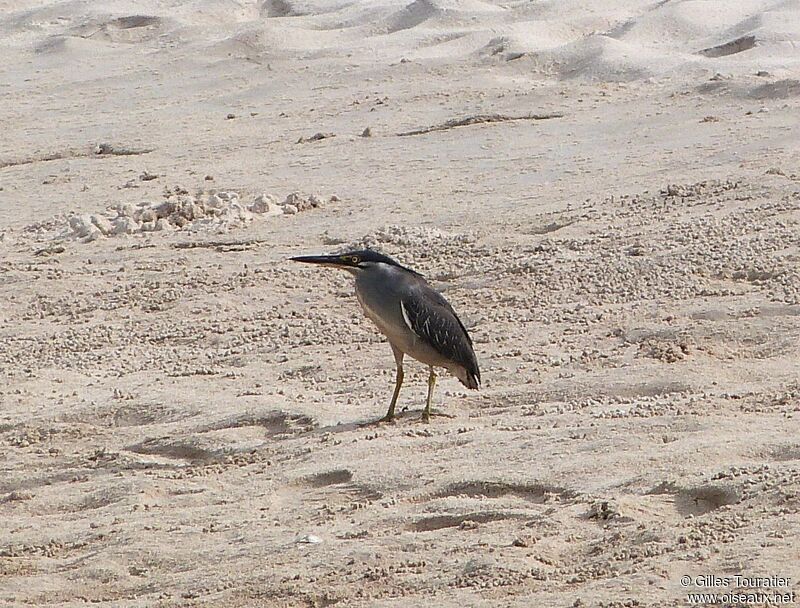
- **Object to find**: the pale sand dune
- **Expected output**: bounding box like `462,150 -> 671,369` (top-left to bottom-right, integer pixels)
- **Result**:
1,0 -> 800,606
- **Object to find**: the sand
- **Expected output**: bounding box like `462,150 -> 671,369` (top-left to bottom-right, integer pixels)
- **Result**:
1,0 -> 799,606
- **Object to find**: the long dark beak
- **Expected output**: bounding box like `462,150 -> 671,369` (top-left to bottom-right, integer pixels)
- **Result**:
290,255 -> 349,268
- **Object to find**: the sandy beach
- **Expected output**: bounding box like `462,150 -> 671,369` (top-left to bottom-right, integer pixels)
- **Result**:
1,1 -> 799,606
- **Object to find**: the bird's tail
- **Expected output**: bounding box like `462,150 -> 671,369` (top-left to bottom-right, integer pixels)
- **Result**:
457,367 -> 480,390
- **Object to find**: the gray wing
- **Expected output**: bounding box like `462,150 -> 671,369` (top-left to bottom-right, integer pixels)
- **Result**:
400,285 -> 481,389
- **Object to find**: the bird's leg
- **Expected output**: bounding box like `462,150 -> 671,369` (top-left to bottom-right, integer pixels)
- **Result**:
422,367 -> 437,423
380,347 -> 404,422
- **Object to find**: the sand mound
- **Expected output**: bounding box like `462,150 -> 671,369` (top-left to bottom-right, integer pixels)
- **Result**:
749,77 -> 800,98
211,24 -> 310,58
4,0 -> 800,81
10,0 -> 798,81
33,35 -> 119,56
260,0 -> 356,19
478,21 -> 581,60
527,34 -> 674,81
471,0 -> 800,80
65,14 -> 172,45
696,75 -> 800,100
261,0 -> 299,18
385,0 -> 503,34
612,1 -> 753,48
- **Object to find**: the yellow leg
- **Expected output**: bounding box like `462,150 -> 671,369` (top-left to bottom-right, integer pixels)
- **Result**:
422,367 -> 436,423
380,348 -> 404,422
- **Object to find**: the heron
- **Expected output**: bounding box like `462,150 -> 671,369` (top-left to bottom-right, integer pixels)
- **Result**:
291,249 -> 480,422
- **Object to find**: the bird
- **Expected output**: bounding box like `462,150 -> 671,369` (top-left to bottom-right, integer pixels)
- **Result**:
291,249 -> 480,422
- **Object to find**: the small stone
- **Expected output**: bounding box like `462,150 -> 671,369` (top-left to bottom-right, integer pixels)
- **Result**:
360,127 -> 372,137
206,194 -> 224,208
177,201 -> 195,220
284,192 -> 319,212
283,204 -> 298,215
69,215 -> 94,238
229,202 -> 253,222
226,113 -> 236,119
250,194 -> 282,216
116,203 -> 136,218
153,201 -> 176,218
154,218 -> 173,231
139,209 -> 157,223
284,191 -> 303,206
296,534 -> 322,544
190,203 -> 205,220
90,214 -> 114,235
204,175 -> 214,181
112,217 -> 140,235
140,221 -> 156,232
84,225 -> 104,242
297,132 -> 334,143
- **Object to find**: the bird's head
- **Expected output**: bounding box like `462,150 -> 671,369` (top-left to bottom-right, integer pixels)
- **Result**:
290,249 -> 412,275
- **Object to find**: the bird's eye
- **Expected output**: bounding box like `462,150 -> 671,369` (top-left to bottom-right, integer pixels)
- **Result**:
349,256 -> 360,265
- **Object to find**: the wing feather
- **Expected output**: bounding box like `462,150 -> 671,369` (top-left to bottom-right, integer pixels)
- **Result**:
400,287 -> 480,389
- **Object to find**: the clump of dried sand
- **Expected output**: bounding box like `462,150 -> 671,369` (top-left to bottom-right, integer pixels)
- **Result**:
62,191 -> 326,242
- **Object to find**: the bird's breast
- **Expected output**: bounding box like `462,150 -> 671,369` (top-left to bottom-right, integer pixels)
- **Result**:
354,282 -> 415,346
355,288 -> 401,337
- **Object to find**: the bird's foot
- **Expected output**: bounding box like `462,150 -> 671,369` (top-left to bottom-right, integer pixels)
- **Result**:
417,409 -> 454,423
359,414 -> 395,427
